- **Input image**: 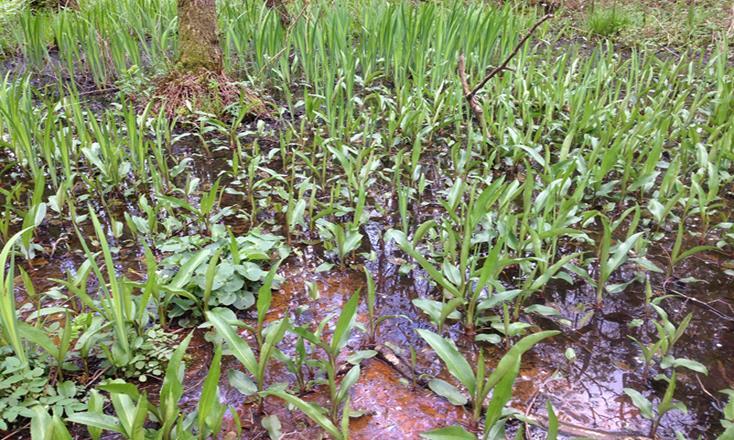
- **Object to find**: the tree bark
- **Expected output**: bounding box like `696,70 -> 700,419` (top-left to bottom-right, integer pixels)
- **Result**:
266,0 -> 290,27
30,0 -> 77,10
178,0 -> 222,72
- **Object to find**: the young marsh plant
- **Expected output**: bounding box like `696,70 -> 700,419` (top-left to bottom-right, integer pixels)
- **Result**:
265,291 -> 362,440
418,329 -> 559,434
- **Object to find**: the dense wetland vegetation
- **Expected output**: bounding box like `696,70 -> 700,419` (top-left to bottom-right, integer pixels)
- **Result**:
0,0 -> 733,438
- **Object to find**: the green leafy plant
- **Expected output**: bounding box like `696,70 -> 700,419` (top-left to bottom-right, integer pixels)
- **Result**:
588,6 -> 631,37
19,176 -> 47,260
0,227 -> 34,365
628,300 -> 696,379
316,220 -> 363,267
29,405 -> 73,440
364,267 -> 406,344
74,207 -> 135,368
159,227 -> 287,325
418,329 -> 559,434
18,312 -> 74,381
0,348 -> 85,432
204,262 -> 286,401
265,291 -> 362,439
114,326 -> 177,383
206,308 -> 289,403
595,211 -> 643,306
624,371 -> 687,438
666,208 -> 717,278
158,177 -> 222,232
65,333 -> 211,440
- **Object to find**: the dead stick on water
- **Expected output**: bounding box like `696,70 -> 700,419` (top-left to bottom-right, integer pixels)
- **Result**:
667,288 -> 734,322
458,12 -> 554,122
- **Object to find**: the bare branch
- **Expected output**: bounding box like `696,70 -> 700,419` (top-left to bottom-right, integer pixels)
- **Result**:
462,13 -> 553,104
457,54 -> 485,123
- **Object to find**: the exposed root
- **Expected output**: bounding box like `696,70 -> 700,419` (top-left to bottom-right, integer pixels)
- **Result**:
148,69 -> 269,119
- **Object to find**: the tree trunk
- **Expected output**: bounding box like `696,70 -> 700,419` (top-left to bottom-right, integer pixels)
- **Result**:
178,0 -> 222,72
266,0 -> 291,27
30,0 -> 77,10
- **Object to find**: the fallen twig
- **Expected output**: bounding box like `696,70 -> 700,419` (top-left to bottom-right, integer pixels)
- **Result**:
457,54 -> 485,124
1,422 -> 30,440
666,288 -> 734,322
78,86 -> 118,97
458,12 -> 554,122
528,412 -> 646,439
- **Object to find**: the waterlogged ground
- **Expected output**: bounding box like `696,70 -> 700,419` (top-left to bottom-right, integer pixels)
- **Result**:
2,3 -> 734,438
3,118 -> 732,439
5,103 -> 734,437
13,208 -> 734,439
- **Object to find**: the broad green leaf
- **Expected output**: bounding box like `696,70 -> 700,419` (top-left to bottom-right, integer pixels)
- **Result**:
170,248 -> 211,290
658,371 -> 677,416
18,322 -> 58,357
228,370 -> 257,396
660,356 -> 709,375
257,262 -> 281,327
207,309 -> 257,375
413,298 -> 461,324
524,304 -> 560,317
66,412 -> 124,434
199,344 -> 223,433
676,245 -> 717,263
31,406 -> 52,440
331,291 -> 360,352
130,394 -> 149,439
482,331 -> 559,398
347,350 -> 377,365
203,248 -> 223,307
546,400 -> 558,440
261,414 -> 282,440
263,390 -> 342,440
623,388 -> 654,419
258,318 -> 290,379
161,331 -> 192,399
420,425 -> 477,440
485,355 -> 520,429
417,329 -> 475,395
336,365 -> 361,403
87,390 -> 104,440
529,254 -> 578,291
607,232 -> 644,273
428,379 -> 468,406
475,334 -> 501,345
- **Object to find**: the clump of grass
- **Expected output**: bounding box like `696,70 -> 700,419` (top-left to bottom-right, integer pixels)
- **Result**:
0,0 -> 24,56
588,6 -> 631,37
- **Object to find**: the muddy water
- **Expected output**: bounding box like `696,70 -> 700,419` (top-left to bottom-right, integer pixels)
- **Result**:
11,222 -> 733,420
187,217 -> 731,438
10,213 -> 734,439
173,259 -> 475,439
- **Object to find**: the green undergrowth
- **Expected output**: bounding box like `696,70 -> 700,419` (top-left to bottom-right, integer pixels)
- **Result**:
0,0 -> 732,438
